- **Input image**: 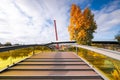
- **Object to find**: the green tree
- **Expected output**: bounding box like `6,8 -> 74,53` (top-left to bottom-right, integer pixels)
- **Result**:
68,4 -> 97,45
0,42 -> 3,46
4,42 -> 12,46
115,31 -> 120,43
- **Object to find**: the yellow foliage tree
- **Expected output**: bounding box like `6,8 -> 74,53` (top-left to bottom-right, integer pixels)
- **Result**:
68,4 -> 97,45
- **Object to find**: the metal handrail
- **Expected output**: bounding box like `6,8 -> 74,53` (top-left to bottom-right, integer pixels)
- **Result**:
0,41 -> 75,52
0,41 -> 119,61
0,44 -> 46,52
74,44 -> 120,61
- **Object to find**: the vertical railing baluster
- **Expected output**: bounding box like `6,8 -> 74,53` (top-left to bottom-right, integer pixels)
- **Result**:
33,47 -> 35,55
8,50 -> 12,68
76,46 -> 78,55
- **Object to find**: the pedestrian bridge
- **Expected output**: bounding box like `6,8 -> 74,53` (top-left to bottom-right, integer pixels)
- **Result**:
0,41 -> 120,80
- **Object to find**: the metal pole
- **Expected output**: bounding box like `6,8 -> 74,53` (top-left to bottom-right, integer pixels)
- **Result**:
33,47 -> 35,55
76,46 -> 78,55
54,20 -> 59,49
8,51 -> 12,67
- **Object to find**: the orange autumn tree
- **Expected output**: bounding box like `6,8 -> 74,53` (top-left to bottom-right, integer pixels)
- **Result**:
68,4 -> 97,45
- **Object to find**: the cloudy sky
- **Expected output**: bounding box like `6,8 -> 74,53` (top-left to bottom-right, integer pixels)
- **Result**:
0,0 -> 120,44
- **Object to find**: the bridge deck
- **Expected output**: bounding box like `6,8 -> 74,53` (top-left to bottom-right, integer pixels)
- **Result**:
0,52 -> 103,80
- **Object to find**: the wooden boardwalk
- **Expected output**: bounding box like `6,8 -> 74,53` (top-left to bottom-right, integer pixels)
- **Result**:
0,52 -> 104,80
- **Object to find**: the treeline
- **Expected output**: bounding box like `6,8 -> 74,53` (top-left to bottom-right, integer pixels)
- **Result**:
0,42 -> 20,47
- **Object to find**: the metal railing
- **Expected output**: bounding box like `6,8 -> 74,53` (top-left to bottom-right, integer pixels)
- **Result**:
0,41 -> 120,73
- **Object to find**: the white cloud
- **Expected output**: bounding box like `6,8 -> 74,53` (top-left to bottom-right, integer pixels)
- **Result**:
93,0 -> 120,40
94,9 -> 120,32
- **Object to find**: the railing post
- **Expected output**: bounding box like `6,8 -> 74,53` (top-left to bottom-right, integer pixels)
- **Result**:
33,47 -> 35,55
76,46 -> 78,55
8,50 -> 12,67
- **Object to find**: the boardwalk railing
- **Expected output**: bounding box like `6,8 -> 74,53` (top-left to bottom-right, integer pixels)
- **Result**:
0,41 -> 120,61
73,44 -> 120,61
0,41 -> 75,52
0,41 -> 120,60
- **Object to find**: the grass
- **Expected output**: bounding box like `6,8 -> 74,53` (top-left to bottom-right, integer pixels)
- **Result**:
0,46 -> 52,71
110,59 -> 120,80
111,64 -> 120,80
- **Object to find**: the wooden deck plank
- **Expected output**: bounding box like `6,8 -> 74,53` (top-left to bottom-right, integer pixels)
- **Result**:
0,71 -> 98,76
30,52 -> 79,58
1,79 -> 102,80
10,65 -> 91,69
24,59 -> 82,62
17,61 -> 86,65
